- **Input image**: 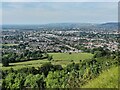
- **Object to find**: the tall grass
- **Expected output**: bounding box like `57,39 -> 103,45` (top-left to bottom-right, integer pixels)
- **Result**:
82,66 -> 118,88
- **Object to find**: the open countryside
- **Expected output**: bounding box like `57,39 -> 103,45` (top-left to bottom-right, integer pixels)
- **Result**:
2,53 -> 93,70
1,2 -> 119,89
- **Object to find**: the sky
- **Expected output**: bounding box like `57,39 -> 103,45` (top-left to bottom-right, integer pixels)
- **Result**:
1,2 -> 118,25
1,0 -> 120,2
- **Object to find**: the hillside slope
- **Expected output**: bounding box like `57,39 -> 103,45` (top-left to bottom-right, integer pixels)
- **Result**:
82,66 -> 118,88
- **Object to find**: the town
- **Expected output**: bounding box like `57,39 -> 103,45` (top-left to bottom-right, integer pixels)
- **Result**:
2,26 -> 119,54
1,1 -> 119,89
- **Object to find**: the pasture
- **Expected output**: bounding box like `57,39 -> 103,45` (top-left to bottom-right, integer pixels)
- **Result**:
49,53 -> 93,61
2,52 -> 93,70
0,44 -> 19,46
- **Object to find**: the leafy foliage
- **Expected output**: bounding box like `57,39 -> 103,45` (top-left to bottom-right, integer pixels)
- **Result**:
2,50 -> 119,89
82,67 -> 118,88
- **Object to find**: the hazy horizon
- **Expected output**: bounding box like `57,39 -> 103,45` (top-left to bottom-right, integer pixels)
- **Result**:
1,22 -> 118,26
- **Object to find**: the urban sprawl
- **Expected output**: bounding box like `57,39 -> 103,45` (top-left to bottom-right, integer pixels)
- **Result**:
2,26 -> 119,54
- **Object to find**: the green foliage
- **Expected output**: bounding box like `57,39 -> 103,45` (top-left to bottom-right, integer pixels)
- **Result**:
2,51 -> 119,89
2,50 -> 46,65
82,66 -> 118,88
65,70 -> 81,88
12,73 -> 26,89
47,55 -> 53,61
94,51 -> 103,58
2,53 -> 93,70
2,73 -> 26,89
92,47 -> 111,58
40,62 -> 53,76
24,74 -> 45,88
45,70 -> 65,88
2,56 -> 9,67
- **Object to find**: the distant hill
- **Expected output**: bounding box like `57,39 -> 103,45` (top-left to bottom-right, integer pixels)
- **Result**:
96,22 -> 118,30
2,22 -> 118,31
100,22 -> 118,26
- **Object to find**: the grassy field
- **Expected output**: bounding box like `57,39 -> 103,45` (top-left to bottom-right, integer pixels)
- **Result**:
1,59 -> 49,70
49,53 -> 93,61
2,53 -> 93,70
0,44 -> 18,47
82,66 -> 118,88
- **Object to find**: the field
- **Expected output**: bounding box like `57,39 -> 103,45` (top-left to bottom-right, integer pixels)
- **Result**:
49,53 -> 92,61
82,66 -> 118,88
1,52 -> 118,89
0,44 -> 19,46
1,53 -> 93,70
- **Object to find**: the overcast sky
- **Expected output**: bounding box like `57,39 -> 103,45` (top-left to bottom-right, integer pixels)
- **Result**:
1,2 -> 118,25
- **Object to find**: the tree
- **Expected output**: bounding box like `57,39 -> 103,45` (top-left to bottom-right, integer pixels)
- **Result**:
2,56 -> 9,67
39,62 -> 53,76
24,74 -> 45,88
3,73 -> 16,89
48,55 -> 53,61
66,70 -> 80,88
12,73 -> 26,89
45,71 -> 65,88
93,51 -> 103,58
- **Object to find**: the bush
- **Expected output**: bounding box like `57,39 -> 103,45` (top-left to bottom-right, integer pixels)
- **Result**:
2,58 -> 9,67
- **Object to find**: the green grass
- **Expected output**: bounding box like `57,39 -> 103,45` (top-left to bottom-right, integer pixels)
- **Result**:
82,66 -> 118,88
49,53 -> 93,61
1,59 -> 49,70
2,53 -> 93,70
0,44 -> 18,46
49,53 -> 93,67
